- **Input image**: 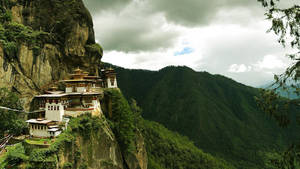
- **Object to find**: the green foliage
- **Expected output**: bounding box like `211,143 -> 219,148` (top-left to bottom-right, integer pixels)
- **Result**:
0,88 -> 27,136
142,120 -> 235,169
257,1 -> 300,168
0,10 -> 12,23
63,162 -> 73,169
68,113 -> 104,138
111,64 -> 300,168
104,89 -> 137,154
0,21 -> 48,59
27,132 -> 73,168
5,143 -> 28,166
85,43 -> 103,57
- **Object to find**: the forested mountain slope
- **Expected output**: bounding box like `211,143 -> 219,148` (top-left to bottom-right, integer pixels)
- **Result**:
112,65 -> 300,168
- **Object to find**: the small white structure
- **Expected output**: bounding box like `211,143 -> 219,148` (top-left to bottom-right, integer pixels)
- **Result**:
104,68 -> 118,88
26,119 -> 61,138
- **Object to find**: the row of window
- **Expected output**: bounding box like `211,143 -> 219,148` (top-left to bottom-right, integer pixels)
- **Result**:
48,105 -> 60,111
31,125 -> 47,130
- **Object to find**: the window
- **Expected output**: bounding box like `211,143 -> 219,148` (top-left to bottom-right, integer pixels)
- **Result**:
54,106 -> 56,110
51,106 -> 53,110
57,106 -> 60,110
48,106 -> 50,110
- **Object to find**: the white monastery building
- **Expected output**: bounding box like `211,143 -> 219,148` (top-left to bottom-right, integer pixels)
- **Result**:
26,67 -> 118,138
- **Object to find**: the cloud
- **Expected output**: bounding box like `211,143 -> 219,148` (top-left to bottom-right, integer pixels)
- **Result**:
254,55 -> 288,70
228,64 -> 252,73
82,0 -> 131,14
83,0 -> 295,87
149,0 -> 261,26
92,1 -> 179,52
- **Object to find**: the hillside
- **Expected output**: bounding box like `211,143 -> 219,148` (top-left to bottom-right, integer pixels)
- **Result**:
0,88 -> 234,169
112,65 -> 300,168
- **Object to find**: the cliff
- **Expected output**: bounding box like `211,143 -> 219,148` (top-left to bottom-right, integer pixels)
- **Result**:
0,0 -> 102,110
0,1 -> 147,168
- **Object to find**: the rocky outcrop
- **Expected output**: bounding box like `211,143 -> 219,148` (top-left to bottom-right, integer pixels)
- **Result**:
0,0 -> 102,109
125,131 -> 148,169
58,116 -> 125,169
0,1 -> 148,169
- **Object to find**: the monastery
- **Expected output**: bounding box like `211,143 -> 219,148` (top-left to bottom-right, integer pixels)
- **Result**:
26,67 -> 118,138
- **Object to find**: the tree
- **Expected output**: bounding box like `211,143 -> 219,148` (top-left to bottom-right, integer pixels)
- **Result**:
258,0 -> 300,93
257,1 -> 300,168
0,88 -> 27,137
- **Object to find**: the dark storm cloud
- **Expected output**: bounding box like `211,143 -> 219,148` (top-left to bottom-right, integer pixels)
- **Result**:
82,0 -> 131,14
149,0 -> 260,26
83,0 -> 263,52
93,9 -> 179,52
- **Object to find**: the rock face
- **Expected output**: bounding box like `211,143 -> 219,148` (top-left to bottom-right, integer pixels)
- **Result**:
58,116 -> 125,169
0,1 -> 147,169
0,0 -> 102,110
125,131 -> 148,169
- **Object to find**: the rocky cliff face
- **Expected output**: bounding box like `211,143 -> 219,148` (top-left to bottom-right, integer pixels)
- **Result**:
0,1 -> 147,169
0,0 -> 102,110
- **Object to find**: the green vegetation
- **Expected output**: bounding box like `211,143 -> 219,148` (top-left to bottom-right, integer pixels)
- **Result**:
111,64 -> 300,168
0,143 -> 28,168
0,21 -> 48,60
143,120 -> 235,169
85,43 -> 103,57
104,89 -> 137,154
0,3 -> 49,60
257,1 -> 300,168
0,113 -> 107,169
0,88 -> 27,136
25,138 -> 53,145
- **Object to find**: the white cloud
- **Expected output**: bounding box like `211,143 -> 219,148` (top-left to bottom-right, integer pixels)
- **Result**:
84,0 -> 296,87
254,55 -> 288,70
228,64 -> 252,73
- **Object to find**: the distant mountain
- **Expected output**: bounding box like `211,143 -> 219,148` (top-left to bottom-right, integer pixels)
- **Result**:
260,82 -> 300,99
107,64 -> 300,169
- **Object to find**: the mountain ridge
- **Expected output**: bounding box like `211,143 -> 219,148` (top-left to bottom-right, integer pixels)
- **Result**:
107,63 -> 300,168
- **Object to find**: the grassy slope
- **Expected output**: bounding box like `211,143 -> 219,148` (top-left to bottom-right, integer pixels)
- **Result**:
113,65 -> 300,168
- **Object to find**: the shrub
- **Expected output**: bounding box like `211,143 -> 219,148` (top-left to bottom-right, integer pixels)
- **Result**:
85,43 -> 103,56
5,143 -> 28,165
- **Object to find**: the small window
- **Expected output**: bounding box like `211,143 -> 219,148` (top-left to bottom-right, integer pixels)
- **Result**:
54,106 -> 56,110
51,106 -> 53,110
48,106 -> 50,110
57,106 -> 60,110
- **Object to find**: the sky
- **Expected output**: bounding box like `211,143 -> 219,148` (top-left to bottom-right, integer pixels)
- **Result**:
82,0 -> 297,87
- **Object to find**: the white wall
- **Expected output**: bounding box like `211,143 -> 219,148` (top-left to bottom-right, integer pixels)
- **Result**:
29,124 -> 49,138
107,78 -> 118,88
66,87 -> 73,93
76,87 -> 86,92
45,103 -> 64,122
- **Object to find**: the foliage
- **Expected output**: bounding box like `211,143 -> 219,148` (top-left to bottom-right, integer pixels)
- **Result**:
0,21 -> 48,59
257,0 -> 300,88
85,43 -> 103,57
110,64 -> 300,168
5,143 -> 28,166
68,113 -> 104,138
63,162 -> 73,169
256,1 -> 300,168
104,89 -> 137,154
142,120 -> 235,169
0,10 -> 12,23
255,89 -> 291,128
0,88 -> 27,136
